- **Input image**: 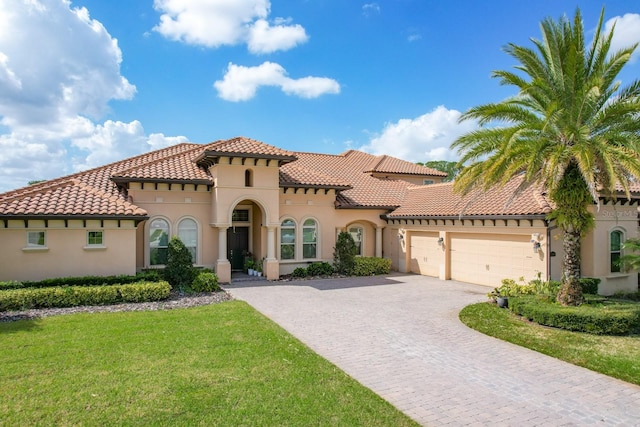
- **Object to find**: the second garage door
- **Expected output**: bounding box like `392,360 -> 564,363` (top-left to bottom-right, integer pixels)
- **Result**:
450,233 -> 539,287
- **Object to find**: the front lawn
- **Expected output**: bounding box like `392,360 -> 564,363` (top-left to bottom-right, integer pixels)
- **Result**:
460,302 -> 640,386
0,301 -> 416,426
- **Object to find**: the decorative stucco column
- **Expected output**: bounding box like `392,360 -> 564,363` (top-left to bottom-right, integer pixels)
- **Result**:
375,226 -> 384,258
265,225 -> 279,281
216,226 -> 231,283
266,226 -> 276,260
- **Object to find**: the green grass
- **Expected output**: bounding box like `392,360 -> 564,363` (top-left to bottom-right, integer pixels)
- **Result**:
0,301 -> 417,426
460,302 -> 640,386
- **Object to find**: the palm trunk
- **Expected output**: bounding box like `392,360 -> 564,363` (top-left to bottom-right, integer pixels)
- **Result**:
557,225 -> 584,306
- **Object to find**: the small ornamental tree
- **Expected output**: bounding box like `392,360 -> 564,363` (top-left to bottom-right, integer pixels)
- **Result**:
165,236 -> 195,291
333,231 -> 357,275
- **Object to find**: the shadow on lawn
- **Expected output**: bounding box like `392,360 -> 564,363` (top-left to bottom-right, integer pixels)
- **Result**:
0,315 -> 42,333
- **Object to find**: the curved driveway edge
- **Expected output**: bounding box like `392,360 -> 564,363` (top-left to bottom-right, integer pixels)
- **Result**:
224,274 -> 640,426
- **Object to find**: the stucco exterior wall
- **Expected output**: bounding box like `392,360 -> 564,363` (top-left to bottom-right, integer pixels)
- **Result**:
582,204 -> 639,295
0,219 -> 137,282
277,188 -> 388,274
128,183 -> 216,269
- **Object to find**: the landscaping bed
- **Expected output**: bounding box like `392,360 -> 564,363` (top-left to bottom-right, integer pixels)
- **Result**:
0,289 -> 230,322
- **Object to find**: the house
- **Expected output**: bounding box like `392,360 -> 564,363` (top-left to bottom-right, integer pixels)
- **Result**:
0,136 -> 637,295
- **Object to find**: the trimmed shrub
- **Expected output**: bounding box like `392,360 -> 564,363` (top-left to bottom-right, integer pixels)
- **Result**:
191,272 -> 220,292
333,231 -> 357,275
118,282 -> 171,303
579,277 -> 601,295
352,257 -> 392,276
509,295 -> 640,335
1,271 -> 163,291
164,236 -> 195,291
292,267 -> 308,278
0,281 -> 171,312
0,281 -> 23,291
306,262 -> 334,277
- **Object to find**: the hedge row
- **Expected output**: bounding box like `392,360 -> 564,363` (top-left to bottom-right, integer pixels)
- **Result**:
0,271 -> 163,291
509,295 -> 640,335
0,281 -> 171,312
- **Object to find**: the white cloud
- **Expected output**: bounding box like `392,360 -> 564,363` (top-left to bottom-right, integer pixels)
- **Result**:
0,1 -> 186,192
0,132 -> 69,191
71,120 -> 189,171
153,0 -> 308,53
214,62 -> 340,101
0,120 -> 189,191
0,0 -> 136,129
359,106 -> 478,162
247,18 -> 307,54
362,3 -> 380,17
604,13 -> 640,62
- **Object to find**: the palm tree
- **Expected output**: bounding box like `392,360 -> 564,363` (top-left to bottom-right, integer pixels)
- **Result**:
451,8 -> 640,306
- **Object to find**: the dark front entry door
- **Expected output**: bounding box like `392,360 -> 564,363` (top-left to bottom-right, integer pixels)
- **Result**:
227,227 -> 249,271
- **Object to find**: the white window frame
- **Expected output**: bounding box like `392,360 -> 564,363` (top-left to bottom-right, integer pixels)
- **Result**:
302,218 -> 319,260
84,230 -> 106,250
348,224 -> 364,256
148,217 -> 170,266
178,217 -> 199,264
610,228 -> 625,274
26,230 -> 46,249
280,218 -> 297,261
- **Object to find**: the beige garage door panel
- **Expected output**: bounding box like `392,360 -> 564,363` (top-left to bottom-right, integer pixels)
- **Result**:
451,234 -> 536,287
410,232 -> 441,277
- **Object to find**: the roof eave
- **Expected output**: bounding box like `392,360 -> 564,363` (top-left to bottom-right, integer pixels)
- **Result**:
196,150 -> 298,168
0,214 -> 149,226
382,213 -> 550,221
336,204 -> 399,210
111,177 -> 213,187
280,183 -> 352,191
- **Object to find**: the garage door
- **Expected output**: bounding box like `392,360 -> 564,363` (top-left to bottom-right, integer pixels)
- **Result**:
410,232 -> 441,277
450,234 -> 537,287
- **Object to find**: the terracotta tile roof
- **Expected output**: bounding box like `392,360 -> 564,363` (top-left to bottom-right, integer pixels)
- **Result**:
113,145 -> 212,183
387,176 -> 554,218
0,143 -> 199,218
197,136 -> 297,166
279,164 -> 351,189
282,150 -> 442,208
0,179 -> 147,217
366,155 -> 448,176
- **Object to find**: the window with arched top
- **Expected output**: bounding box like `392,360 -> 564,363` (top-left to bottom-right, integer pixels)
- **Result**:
149,218 -> 169,265
245,169 -> 253,187
280,219 -> 296,260
178,218 -> 198,263
349,226 -> 363,256
610,229 -> 624,273
302,219 -> 318,259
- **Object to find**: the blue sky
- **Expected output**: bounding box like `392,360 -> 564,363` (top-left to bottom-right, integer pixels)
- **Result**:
1,0 -> 639,192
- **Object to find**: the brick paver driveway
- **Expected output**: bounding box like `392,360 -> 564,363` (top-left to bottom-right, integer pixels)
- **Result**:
225,273 -> 640,426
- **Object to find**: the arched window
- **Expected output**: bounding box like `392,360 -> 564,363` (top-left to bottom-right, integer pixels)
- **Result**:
349,226 -> 363,256
610,229 -> 624,273
280,219 -> 296,260
149,218 -> 169,265
178,218 -> 198,263
303,219 -> 318,259
245,169 -> 253,187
